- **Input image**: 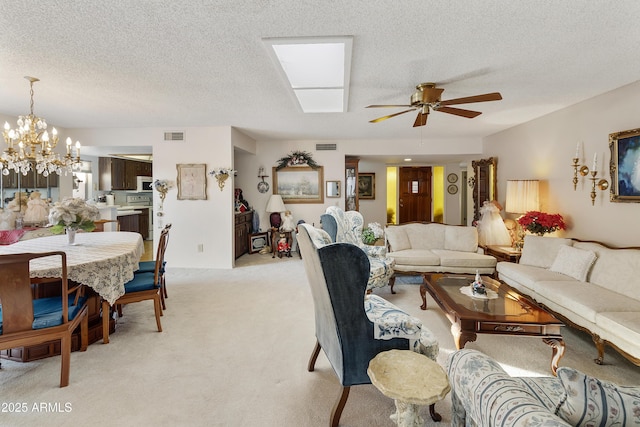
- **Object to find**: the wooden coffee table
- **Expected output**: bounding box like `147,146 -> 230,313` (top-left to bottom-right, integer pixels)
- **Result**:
421,273 -> 565,374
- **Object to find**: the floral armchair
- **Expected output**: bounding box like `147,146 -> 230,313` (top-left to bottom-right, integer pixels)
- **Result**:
320,206 -> 395,291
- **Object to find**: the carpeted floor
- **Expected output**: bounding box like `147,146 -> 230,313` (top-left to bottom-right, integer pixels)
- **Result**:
1,253 -> 639,426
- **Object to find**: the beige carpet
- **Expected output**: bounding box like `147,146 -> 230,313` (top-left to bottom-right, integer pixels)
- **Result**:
1,253 -> 639,426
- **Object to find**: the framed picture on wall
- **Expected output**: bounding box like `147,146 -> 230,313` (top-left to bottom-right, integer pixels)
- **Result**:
358,173 -> 375,200
272,166 -> 324,203
609,127 -> 640,202
177,163 -> 207,200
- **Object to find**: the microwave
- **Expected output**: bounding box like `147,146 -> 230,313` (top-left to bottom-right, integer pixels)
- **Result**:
136,176 -> 153,192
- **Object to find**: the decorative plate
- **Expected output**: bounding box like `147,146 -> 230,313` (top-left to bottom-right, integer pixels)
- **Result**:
447,184 -> 458,195
257,181 -> 269,193
447,173 -> 458,183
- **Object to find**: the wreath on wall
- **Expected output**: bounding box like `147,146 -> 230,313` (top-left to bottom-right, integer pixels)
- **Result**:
275,151 -> 320,170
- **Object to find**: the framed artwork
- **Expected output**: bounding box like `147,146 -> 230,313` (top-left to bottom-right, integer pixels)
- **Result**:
358,173 -> 375,200
609,128 -> 640,202
177,163 -> 207,200
249,232 -> 269,254
326,181 -> 341,198
272,166 -> 324,203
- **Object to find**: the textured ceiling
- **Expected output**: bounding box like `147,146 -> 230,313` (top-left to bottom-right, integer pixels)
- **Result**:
1,1 -> 640,147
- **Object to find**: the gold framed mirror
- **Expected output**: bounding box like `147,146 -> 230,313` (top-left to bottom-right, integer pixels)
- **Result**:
471,157 -> 497,222
326,181 -> 341,198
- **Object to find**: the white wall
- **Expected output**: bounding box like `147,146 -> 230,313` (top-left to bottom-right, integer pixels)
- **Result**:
71,126 -> 236,268
484,80 -> 640,247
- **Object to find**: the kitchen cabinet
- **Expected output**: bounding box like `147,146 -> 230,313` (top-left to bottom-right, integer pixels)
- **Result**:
99,157 -> 152,191
1,169 -> 58,189
117,213 -> 140,234
235,211 -> 253,259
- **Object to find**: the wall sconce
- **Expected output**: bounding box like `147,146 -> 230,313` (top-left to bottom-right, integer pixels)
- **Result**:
571,143 -> 608,206
257,166 -> 270,193
209,167 -> 236,191
153,179 -> 172,210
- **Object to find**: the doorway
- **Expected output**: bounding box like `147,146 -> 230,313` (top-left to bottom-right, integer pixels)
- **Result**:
398,167 -> 432,223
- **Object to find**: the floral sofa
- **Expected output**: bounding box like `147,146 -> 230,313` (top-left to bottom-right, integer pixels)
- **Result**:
447,349 -> 640,427
320,206 -> 395,290
384,222 -> 497,292
496,235 -> 640,366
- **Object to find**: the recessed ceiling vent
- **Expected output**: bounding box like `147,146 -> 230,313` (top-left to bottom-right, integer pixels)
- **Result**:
164,131 -> 185,141
316,143 -> 337,151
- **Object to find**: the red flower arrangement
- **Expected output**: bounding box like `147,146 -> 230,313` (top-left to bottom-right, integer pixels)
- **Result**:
517,211 -> 566,236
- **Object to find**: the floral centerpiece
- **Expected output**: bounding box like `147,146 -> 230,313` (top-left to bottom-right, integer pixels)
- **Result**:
362,222 -> 384,245
517,211 -> 566,236
48,197 -> 100,234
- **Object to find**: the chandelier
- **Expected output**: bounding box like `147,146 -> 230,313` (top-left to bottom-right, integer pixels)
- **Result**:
1,76 -> 81,178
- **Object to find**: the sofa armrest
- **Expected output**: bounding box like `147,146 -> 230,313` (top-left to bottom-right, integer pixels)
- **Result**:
447,349 -> 570,427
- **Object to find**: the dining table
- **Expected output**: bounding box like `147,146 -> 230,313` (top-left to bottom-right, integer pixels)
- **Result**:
0,231 -> 145,305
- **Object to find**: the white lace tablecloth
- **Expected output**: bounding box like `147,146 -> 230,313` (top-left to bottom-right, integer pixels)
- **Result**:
0,232 -> 145,305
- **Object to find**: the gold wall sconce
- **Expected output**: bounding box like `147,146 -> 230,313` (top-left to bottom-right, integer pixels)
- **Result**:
572,142 -> 608,205
209,167 -> 236,191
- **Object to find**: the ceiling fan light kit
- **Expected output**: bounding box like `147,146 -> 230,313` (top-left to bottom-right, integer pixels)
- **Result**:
367,82 -> 502,127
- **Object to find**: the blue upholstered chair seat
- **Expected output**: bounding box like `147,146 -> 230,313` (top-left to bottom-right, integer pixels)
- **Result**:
0,295 -> 87,334
124,272 -> 160,293
136,260 -> 166,274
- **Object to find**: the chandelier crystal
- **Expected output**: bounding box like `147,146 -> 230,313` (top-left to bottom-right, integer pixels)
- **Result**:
1,76 -> 81,178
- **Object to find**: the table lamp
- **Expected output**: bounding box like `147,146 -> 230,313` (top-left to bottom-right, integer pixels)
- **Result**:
265,194 -> 286,229
505,180 -> 540,250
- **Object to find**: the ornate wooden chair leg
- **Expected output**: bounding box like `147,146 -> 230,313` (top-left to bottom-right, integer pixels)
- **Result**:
389,276 -> 396,294
330,386 -> 350,427
102,300 -> 111,344
307,340 -> 321,372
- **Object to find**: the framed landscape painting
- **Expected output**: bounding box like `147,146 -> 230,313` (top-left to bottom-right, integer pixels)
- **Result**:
609,128 -> 640,202
273,166 -> 324,204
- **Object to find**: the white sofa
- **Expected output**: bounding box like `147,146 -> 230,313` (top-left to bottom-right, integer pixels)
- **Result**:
497,234 -> 640,366
384,222 -> 497,292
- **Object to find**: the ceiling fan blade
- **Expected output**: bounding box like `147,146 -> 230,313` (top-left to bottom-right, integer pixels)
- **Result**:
413,112 -> 428,127
366,104 -> 412,108
438,92 -> 502,106
435,106 -> 482,118
369,108 -> 416,123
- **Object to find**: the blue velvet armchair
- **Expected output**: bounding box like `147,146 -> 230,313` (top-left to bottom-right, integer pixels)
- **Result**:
297,224 -> 439,426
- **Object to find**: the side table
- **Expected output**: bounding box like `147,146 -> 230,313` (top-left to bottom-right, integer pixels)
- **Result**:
368,349 -> 450,426
484,245 -> 521,263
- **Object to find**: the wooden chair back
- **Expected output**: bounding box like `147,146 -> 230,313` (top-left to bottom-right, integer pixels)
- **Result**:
0,251 -> 88,387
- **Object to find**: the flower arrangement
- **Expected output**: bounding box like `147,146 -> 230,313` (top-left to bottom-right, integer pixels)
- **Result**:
517,211 -> 566,236
154,179 -> 171,201
362,222 -> 384,245
48,197 -> 100,234
275,151 -> 320,170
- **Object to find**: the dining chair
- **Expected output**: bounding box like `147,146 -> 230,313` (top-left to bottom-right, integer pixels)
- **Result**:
102,225 -> 169,343
135,223 -> 171,309
0,251 -> 89,387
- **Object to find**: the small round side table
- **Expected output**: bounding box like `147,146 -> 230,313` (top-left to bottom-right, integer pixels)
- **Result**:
368,349 -> 451,427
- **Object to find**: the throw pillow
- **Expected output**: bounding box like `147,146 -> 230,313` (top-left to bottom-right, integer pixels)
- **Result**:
555,367 -> 640,426
519,235 -> 573,269
549,245 -> 597,282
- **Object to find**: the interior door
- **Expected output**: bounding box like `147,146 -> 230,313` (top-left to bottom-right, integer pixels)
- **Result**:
399,167 -> 432,223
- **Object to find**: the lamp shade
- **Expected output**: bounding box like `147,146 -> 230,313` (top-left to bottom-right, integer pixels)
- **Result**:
265,194 -> 286,229
505,180 -> 540,213
265,195 -> 286,213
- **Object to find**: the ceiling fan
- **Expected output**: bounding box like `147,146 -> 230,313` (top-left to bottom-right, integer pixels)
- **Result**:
366,82 -> 502,127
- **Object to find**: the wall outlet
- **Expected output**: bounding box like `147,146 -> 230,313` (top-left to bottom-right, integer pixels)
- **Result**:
197,244 -> 204,252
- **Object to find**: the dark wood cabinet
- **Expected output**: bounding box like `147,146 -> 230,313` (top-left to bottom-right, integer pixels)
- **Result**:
138,208 -> 149,240
1,169 -> 58,189
99,157 -> 152,191
117,214 -> 140,234
235,211 -> 253,259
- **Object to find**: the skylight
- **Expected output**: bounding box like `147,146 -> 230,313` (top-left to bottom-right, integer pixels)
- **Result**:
263,37 -> 353,113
